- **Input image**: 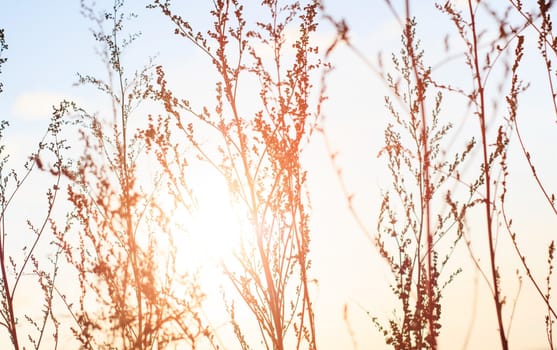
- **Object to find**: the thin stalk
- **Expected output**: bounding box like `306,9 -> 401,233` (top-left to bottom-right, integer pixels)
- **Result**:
0,210 -> 19,350
221,28 -> 285,350
404,1 -> 435,346
111,7 -> 143,347
467,1 -> 508,349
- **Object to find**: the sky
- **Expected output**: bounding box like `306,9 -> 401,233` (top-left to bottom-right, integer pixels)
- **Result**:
1,1 -> 557,349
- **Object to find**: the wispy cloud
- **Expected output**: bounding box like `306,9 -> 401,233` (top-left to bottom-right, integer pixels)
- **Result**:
11,91 -> 71,120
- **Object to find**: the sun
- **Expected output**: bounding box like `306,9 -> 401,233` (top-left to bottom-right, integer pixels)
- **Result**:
189,170 -> 244,263
165,165 -> 247,280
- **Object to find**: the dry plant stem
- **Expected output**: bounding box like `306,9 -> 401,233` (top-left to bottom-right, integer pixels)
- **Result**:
56,2 -> 214,348
508,0 -> 557,118
403,2 -> 435,347
0,103 -> 64,349
343,304 -> 359,350
148,1 -> 320,349
502,3 -> 557,346
223,9 -> 284,343
515,125 -> 557,215
467,1 -> 508,349
0,221 -> 19,349
547,241 -> 555,350
215,3 -> 286,347
111,14 -> 144,346
501,82 -> 557,318
501,206 -> 557,319
0,200 -> 18,348
371,5 -> 465,346
106,4 -> 144,345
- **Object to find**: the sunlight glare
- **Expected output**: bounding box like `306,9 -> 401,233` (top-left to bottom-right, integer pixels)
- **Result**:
170,166 -> 246,280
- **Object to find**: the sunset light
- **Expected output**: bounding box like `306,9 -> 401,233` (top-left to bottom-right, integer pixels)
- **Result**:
170,166 -> 246,273
2,1 -> 557,349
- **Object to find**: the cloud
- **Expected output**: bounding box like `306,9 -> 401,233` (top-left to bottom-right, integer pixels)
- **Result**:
454,0 -> 473,10
11,91 -> 70,120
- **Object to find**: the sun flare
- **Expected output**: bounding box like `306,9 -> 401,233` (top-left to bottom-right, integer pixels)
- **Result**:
167,167 -> 247,280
